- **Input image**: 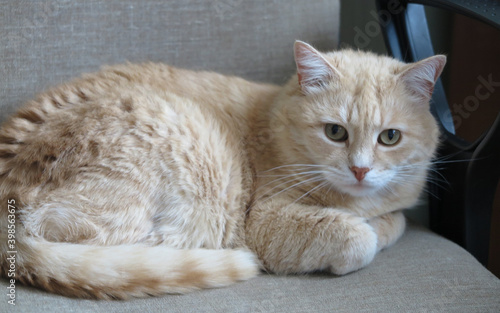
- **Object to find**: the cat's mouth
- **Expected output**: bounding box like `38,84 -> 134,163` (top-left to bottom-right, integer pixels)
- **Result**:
341,181 -> 379,197
322,172 -> 382,197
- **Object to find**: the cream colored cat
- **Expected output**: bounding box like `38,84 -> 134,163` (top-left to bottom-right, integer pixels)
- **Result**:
0,41 -> 445,299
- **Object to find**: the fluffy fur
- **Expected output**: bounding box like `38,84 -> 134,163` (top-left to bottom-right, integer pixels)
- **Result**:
0,41 -> 445,299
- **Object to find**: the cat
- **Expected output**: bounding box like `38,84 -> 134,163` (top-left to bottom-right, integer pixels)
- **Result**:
0,41 -> 445,299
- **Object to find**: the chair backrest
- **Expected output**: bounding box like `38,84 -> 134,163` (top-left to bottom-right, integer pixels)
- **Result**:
0,0 -> 340,123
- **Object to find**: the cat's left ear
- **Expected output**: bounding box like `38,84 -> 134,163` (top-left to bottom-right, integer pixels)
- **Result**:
400,55 -> 447,103
294,40 -> 340,94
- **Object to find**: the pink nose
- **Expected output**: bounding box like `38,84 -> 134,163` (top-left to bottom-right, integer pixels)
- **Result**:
350,166 -> 370,182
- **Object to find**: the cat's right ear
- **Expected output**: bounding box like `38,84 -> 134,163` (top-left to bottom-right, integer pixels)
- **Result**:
294,41 -> 340,94
400,55 -> 447,103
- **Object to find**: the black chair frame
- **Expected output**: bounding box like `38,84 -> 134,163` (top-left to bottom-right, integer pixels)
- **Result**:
375,0 -> 500,266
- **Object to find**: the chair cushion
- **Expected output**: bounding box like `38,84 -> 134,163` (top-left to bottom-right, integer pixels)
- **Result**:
1,222 -> 499,312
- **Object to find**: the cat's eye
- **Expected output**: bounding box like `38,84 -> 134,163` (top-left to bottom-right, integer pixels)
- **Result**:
325,124 -> 348,142
378,129 -> 401,146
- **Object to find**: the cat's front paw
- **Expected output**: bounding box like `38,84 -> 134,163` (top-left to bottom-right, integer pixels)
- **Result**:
328,214 -> 377,275
368,211 -> 406,252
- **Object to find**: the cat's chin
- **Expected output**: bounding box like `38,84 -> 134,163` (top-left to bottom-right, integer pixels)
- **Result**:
339,183 -> 380,197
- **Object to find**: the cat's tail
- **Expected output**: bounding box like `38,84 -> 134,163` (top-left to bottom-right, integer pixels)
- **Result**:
5,236 -> 259,299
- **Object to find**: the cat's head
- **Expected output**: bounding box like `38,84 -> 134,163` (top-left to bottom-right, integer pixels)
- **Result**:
270,41 -> 445,198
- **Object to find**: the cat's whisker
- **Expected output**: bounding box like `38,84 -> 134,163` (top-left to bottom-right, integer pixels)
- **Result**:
424,188 -> 442,200
395,162 -> 451,189
247,175 -> 326,214
394,171 -> 449,190
381,184 -> 395,196
325,181 -> 334,194
285,181 -> 329,210
261,163 -> 327,173
397,163 -> 434,172
250,173 -> 324,206
388,172 -> 449,197
262,175 -> 325,203
392,174 -> 441,189
254,171 -> 325,195
253,166 -> 329,197
431,151 -> 488,164
257,170 -> 327,178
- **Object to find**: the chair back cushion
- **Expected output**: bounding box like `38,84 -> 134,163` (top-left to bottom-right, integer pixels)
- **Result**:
0,0 -> 340,122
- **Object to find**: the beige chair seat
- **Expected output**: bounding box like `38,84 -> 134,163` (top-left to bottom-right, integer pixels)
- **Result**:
1,223 -> 499,312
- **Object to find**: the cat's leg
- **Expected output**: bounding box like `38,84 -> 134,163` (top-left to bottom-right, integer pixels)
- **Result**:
18,186 -> 157,245
245,198 -> 377,275
368,211 -> 406,252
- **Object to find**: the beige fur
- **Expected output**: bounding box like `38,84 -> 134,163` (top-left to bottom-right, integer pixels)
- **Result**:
0,41 -> 445,299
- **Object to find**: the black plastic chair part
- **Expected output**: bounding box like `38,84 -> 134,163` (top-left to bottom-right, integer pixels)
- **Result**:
375,0 -> 500,266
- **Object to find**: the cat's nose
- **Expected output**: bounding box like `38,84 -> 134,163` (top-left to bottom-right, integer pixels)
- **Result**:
350,166 -> 370,182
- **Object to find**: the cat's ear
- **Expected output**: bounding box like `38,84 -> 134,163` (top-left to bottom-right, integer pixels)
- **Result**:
294,40 -> 340,94
400,55 -> 446,103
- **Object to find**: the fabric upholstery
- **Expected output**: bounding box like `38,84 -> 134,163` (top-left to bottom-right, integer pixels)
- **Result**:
0,0 -> 339,124
1,223 -> 499,312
